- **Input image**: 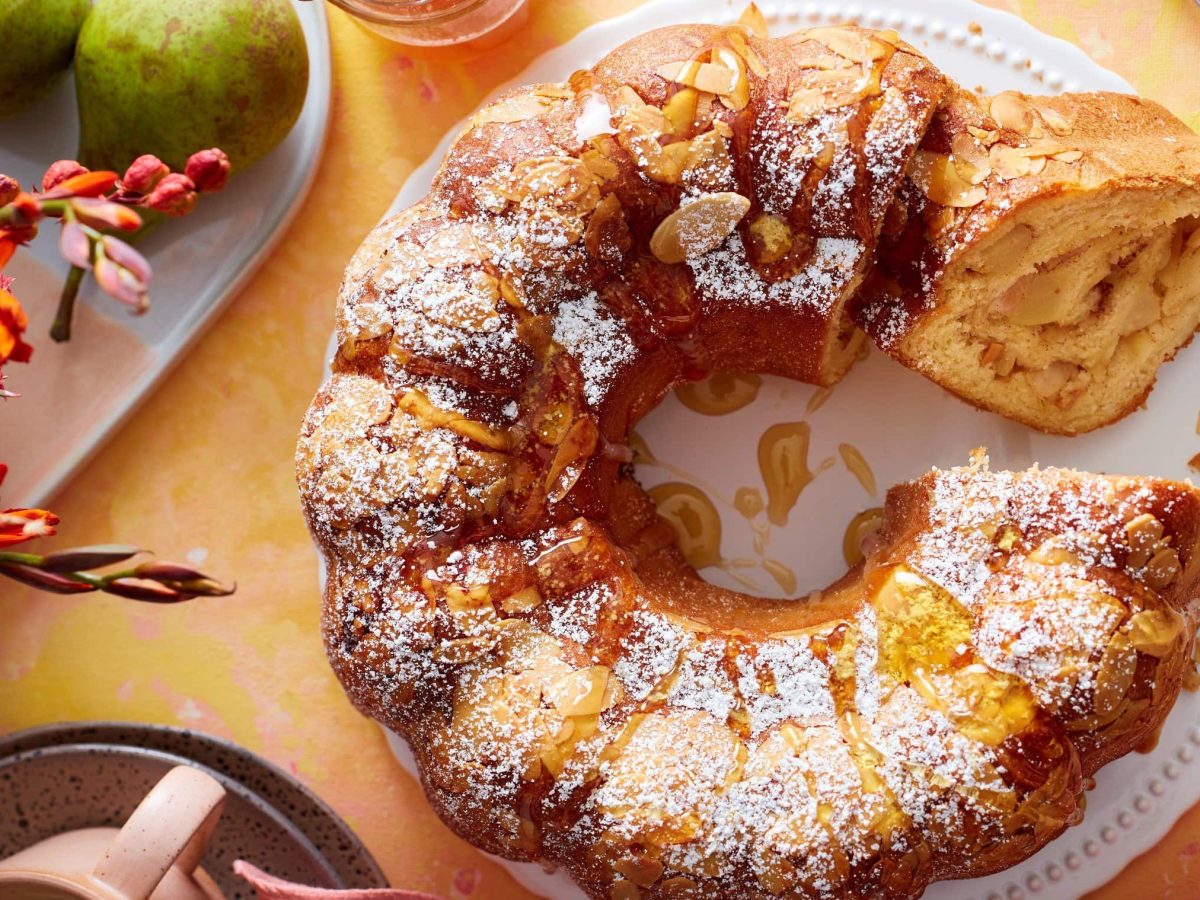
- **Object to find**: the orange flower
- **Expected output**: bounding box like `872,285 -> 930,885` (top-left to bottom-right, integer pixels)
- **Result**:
0,284 -> 31,365
0,506 -> 59,547
0,463 -> 58,547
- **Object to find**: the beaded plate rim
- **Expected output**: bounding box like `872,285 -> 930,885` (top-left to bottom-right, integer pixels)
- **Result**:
346,2 -> 1200,899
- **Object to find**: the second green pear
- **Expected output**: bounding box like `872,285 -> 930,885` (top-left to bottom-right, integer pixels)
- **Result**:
0,0 -> 91,118
74,0 -> 309,173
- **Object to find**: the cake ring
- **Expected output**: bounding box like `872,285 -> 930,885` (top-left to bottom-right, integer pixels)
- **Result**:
299,18 -> 1200,899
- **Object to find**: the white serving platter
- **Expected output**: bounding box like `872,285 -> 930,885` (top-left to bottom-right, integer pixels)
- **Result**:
0,0 -> 331,507
346,2 -> 1200,897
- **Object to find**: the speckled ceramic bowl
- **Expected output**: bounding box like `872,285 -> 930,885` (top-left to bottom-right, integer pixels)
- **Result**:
0,724 -> 387,898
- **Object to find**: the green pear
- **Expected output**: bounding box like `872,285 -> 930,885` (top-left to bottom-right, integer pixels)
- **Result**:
0,0 -> 91,118
74,0 -> 308,173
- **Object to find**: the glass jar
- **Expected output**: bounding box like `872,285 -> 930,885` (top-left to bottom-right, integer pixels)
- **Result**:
326,0 -> 529,51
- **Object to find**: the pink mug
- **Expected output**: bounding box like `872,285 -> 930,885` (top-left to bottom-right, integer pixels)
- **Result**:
0,765 -> 226,900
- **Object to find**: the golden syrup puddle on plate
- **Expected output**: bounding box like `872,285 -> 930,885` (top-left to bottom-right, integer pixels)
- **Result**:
636,374 -> 889,597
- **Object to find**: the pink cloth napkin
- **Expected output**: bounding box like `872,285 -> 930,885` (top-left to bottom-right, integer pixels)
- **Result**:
233,861 -> 444,900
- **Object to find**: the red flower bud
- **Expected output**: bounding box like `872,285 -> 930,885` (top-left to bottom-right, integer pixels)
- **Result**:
121,154 -> 170,194
145,173 -> 197,216
0,175 -> 18,207
184,148 -> 231,193
40,544 -> 142,572
103,577 -> 185,602
0,563 -> 94,594
41,160 -> 88,194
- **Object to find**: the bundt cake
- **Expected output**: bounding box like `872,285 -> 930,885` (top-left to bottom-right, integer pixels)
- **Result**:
854,87 -> 1200,435
298,16 -> 1200,899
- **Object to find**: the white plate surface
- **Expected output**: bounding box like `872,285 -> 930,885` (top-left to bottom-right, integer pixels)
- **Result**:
361,2 -> 1200,898
1,0 -> 331,507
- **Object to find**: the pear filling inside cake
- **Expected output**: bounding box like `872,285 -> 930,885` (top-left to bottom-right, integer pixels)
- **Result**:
933,213 -> 1200,430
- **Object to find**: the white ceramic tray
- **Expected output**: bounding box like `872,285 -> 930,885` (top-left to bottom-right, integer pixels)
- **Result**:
360,2 -> 1200,898
0,0 -> 331,507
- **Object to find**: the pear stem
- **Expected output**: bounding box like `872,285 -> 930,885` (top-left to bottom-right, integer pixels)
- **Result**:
51,265 -> 85,343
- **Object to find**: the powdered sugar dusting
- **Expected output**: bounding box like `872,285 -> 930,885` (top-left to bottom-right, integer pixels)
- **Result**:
552,291 -> 636,408
612,612 -> 690,701
736,636 -> 835,735
689,232 -> 865,317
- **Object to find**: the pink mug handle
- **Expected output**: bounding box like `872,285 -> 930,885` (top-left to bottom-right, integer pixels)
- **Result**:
93,765 -> 226,900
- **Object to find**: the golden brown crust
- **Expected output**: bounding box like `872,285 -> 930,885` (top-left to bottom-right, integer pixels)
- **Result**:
298,21 -> 1200,900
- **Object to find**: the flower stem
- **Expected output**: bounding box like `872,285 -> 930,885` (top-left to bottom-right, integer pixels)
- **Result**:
0,551 -> 44,566
51,264 -> 85,343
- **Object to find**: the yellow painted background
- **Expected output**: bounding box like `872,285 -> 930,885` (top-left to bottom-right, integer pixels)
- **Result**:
2,1 -> 1200,897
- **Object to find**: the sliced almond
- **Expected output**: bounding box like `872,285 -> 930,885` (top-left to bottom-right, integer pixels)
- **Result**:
951,132 -> 992,185
423,222 -> 482,267
1144,547 -> 1182,589
660,875 -> 699,895
618,104 -> 681,184
1052,149 -> 1084,163
615,84 -> 647,112
800,52 -> 855,71
1028,536 -> 1081,566
584,193 -> 633,263
807,26 -> 888,63
1125,513 -> 1166,568
650,191 -> 751,263
787,87 -> 832,122
726,29 -> 768,77
1093,632 -> 1136,718
802,66 -> 864,89
500,585 -> 544,614
511,157 -> 598,214
736,2 -> 769,38
967,125 -> 1000,145
990,91 -> 1035,133
910,150 -> 987,208
545,666 -> 611,717
581,147 -> 620,182
682,128 -> 734,191
472,92 -> 553,126
1127,608 -> 1182,657
1012,143 -> 1067,158
712,47 -> 751,111
660,139 -> 693,173
432,634 -> 499,664
614,858 -> 666,888
989,143 -> 1033,180
656,60 -> 737,95
621,102 -> 666,138
1039,105 -> 1074,136
535,84 -> 573,100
